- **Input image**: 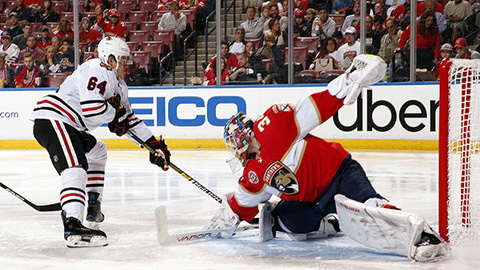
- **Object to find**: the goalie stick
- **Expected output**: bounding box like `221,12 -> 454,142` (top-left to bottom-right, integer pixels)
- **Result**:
0,181 -> 61,212
154,205 -> 258,245
126,130 -> 223,203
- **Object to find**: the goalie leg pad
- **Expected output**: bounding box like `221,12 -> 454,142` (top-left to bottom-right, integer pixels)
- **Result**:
259,202 -> 275,242
335,194 -> 449,261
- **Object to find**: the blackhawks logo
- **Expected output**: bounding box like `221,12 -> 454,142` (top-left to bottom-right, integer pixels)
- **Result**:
264,161 -> 299,195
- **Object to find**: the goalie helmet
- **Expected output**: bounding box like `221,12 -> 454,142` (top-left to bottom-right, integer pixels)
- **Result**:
223,113 -> 255,167
97,36 -> 130,70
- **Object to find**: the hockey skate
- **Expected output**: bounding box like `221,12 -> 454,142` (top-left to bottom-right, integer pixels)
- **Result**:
86,192 -> 105,222
62,211 -> 108,248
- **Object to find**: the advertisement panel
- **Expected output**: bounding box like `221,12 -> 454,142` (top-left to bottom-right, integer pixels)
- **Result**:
0,83 -> 440,146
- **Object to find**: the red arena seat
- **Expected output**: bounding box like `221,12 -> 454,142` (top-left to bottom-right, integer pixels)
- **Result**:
48,73 -> 68,88
128,30 -> 150,43
141,41 -> 164,59
152,30 -> 174,50
128,11 -> 149,23
52,1 -> 70,12
284,46 -> 308,69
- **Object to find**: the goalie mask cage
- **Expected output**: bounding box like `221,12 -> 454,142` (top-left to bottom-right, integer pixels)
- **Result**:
439,59 -> 480,244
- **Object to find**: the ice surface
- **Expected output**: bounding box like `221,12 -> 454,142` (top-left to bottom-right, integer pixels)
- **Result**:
0,150 -> 478,270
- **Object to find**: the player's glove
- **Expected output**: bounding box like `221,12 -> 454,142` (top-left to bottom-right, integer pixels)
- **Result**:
328,54 -> 387,105
146,136 -> 171,171
206,195 -> 240,238
108,105 -> 129,136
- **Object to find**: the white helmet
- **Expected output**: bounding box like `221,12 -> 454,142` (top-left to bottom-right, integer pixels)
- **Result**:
97,36 -> 130,69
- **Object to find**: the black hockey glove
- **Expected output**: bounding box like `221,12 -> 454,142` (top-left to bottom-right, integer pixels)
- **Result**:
146,136 -> 171,171
108,105 -> 129,136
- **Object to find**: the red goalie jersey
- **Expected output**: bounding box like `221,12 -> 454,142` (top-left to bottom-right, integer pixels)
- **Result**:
230,90 -> 350,222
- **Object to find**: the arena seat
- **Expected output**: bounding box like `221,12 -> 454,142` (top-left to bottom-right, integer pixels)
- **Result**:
152,30 -> 174,51
284,46 -> 308,69
48,73 -> 68,88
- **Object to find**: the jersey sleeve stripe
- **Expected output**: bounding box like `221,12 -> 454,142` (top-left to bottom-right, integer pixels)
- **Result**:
81,101 -> 107,112
46,95 -> 87,128
83,104 -> 109,118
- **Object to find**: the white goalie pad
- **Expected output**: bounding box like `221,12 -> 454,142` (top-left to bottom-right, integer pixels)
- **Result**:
334,195 -> 449,261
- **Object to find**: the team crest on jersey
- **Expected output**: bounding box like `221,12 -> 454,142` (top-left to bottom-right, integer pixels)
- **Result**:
264,161 -> 299,195
248,171 -> 259,184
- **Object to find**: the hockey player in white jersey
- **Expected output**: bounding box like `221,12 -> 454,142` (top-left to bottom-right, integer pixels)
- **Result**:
30,36 -> 170,248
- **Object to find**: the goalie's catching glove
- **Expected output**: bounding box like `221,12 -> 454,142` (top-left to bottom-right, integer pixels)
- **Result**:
146,136 -> 171,171
328,54 -> 387,105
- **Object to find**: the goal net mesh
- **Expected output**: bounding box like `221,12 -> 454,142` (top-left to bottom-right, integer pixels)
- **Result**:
446,59 -> 480,246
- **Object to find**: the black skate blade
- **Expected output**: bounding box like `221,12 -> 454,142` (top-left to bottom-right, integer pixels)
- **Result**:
66,235 -> 108,248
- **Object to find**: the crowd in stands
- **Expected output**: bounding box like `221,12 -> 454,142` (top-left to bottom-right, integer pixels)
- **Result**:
200,0 -> 480,85
0,0 -> 478,88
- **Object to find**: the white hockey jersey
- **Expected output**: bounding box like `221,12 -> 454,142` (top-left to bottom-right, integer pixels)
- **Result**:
31,58 -> 153,141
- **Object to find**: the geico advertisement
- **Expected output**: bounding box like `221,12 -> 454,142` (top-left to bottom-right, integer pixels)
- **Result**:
0,84 -> 439,141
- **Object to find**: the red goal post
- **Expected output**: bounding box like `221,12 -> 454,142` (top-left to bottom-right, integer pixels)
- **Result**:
439,59 -> 480,244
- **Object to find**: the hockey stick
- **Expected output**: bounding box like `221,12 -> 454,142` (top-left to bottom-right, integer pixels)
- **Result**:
0,181 -> 61,212
126,130 -> 223,203
154,205 -> 258,245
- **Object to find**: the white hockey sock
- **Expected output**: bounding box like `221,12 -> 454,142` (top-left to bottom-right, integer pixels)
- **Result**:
85,164 -> 105,198
60,166 -> 87,221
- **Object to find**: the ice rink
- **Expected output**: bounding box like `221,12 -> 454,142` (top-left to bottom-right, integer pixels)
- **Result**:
0,149 -> 478,270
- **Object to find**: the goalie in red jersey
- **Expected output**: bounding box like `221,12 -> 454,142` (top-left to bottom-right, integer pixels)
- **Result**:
208,54 -> 449,262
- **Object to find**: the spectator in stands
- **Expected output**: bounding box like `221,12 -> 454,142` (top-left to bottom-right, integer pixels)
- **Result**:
312,6 -> 336,42
54,36 -> 75,73
260,6 -> 271,32
0,31 -> 20,66
12,22 -> 33,51
391,0 -> 411,21
158,0 -> 171,10
260,0 -> 283,13
268,4 -> 288,31
10,0 -> 33,24
431,43 -> 453,78
192,0 -> 213,35
305,8 -> 316,25
294,0 -> 309,11
36,26 -> 52,49
257,32 -> 284,83
207,41 -> 238,71
370,2 -> 388,23
364,15 -> 382,55
240,5 -> 264,40
425,0 -> 447,34
33,0 -> 59,24
244,40 -> 262,66
51,19 -> 74,41
92,3 -> 106,36
397,10 -> 441,69
281,0 -> 288,16
14,52 -> 44,87
0,53 -> 16,88
293,8 -> 312,38
309,37 -> 340,70
373,15 -> 387,36
50,35 -> 62,52
97,8 -> 127,39
341,2 -> 361,35
378,18 -> 403,65
229,27 -> 246,55
38,45 -> 56,75
332,0 -> 353,14
7,12 -> 24,39
79,17 -> 102,43
84,43 -> 99,62
158,1 -> 187,60
331,31 -> 344,50
18,34 -> 44,64
229,52 -> 268,84
454,37 -> 480,59
202,57 -> 229,85
331,26 -> 360,69
444,0 -> 473,43
265,18 -> 287,48
83,0 -> 110,12
23,0 -> 42,11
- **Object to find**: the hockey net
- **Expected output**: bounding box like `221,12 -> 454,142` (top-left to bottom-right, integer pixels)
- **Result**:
439,59 -> 480,245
